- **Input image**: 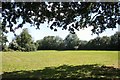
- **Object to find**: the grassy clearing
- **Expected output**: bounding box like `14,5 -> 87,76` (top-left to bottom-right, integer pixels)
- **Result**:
2,50 -> 119,72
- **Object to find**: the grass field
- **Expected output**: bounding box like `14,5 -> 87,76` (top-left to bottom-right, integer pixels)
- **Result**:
2,50 -> 119,72
1,50 -> 120,79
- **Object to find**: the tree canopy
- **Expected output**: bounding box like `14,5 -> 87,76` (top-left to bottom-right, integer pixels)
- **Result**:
36,36 -> 64,50
2,2 -> 119,34
9,28 -> 36,51
0,22 -> 8,51
64,33 -> 80,50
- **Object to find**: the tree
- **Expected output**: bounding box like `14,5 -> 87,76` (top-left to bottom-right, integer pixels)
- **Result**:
9,28 -> 36,51
39,36 -> 64,50
0,32 -> 8,51
99,36 -> 111,50
110,32 -> 120,50
54,36 -> 65,50
64,33 -> 80,50
9,39 -> 20,51
86,37 -> 101,50
2,2 -> 119,34
78,40 -> 88,50
86,36 -> 111,50
0,23 -> 8,51
35,40 -> 42,50
16,28 -> 32,49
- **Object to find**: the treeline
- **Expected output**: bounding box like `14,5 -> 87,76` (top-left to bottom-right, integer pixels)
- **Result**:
35,32 -> 120,51
2,28 -> 120,51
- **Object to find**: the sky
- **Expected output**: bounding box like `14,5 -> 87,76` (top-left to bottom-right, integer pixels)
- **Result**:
5,22 -> 119,43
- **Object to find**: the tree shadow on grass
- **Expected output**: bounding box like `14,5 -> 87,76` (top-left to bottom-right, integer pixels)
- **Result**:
2,64 -> 120,80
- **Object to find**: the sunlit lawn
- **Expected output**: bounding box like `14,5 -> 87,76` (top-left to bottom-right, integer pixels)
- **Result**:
2,50 -> 119,72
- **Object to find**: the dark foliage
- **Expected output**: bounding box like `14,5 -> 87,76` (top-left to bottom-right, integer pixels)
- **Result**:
2,64 -> 120,80
2,2 -> 119,34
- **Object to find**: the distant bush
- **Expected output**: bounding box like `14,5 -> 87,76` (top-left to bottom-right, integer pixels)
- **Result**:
25,44 -> 37,51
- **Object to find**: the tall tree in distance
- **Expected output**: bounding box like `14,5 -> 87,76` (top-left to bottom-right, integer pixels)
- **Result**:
78,40 -> 88,50
100,36 -> 111,50
39,36 -> 64,50
9,28 -> 36,51
86,37 -> 101,50
0,23 -> 8,51
110,32 -> 120,50
16,28 -> 32,48
2,2 -> 119,34
64,33 -> 80,50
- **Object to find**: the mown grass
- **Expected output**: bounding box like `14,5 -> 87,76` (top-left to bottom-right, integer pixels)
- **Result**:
2,50 -> 119,72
